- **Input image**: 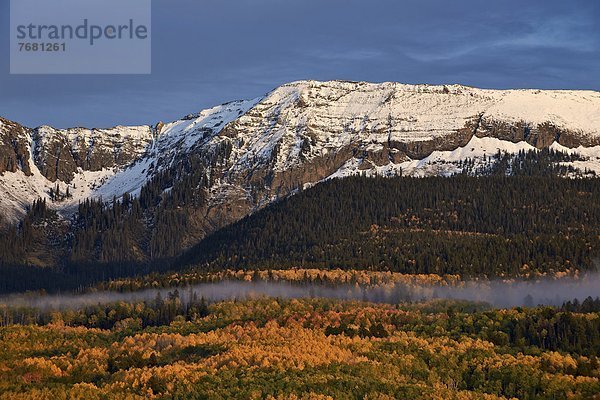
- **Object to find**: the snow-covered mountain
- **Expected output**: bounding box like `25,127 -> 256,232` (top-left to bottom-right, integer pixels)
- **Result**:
1,80 -> 600,228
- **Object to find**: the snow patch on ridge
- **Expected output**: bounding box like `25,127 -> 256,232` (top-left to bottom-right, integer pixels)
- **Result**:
157,99 -> 261,152
550,142 -> 600,175
400,136 -> 536,177
328,136 -> 600,179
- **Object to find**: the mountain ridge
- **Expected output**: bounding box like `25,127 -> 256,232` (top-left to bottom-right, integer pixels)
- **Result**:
1,80 -> 600,265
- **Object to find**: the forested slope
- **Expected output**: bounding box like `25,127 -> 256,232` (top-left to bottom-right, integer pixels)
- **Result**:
179,175 -> 600,277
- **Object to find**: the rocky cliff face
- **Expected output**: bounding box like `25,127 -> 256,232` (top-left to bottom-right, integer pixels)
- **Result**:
1,80 -> 599,234
0,117 -> 33,176
0,119 -> 154,183
31,125 -> 154,183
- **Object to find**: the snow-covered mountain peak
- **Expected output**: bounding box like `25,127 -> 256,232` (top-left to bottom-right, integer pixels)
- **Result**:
211,80 -> 600,181
273,80 -> 600,133
1,80 -> 600,227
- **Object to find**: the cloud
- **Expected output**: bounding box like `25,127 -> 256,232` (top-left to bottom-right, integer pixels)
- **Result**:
402,11 -> 597,62
0,0 -> 598,127
306,49 -> 385,62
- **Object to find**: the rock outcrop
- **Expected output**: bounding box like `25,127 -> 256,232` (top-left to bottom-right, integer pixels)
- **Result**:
31,125 -> 154,182
0,117 -> 32,176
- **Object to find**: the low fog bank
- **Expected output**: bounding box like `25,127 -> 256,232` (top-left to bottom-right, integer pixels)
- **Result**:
1,274 -> 599,311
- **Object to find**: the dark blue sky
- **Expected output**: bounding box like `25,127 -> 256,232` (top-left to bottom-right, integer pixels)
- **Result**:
1,0 -> 599,128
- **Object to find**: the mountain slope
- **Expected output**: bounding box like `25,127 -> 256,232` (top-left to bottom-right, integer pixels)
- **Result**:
177,175 -> 600,278
1,80 -> 600,263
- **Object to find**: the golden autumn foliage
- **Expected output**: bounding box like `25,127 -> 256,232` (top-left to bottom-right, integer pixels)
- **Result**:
103,267 -> 585,294
0,297 -> 598,399
104,268 -> 464,292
